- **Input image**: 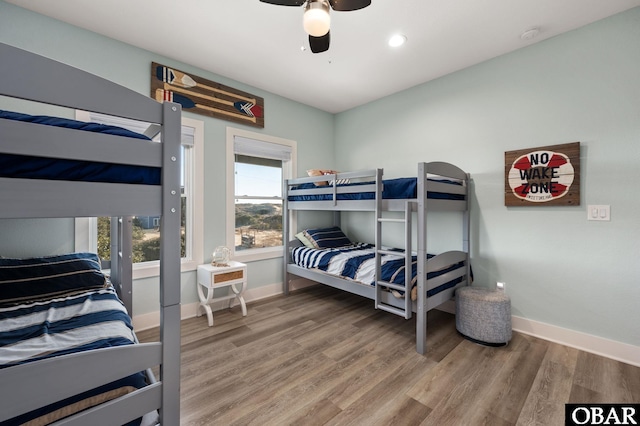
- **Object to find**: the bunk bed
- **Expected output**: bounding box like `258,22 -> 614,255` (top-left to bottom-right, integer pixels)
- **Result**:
283,162 -> 471,355
0,43 -> 181,425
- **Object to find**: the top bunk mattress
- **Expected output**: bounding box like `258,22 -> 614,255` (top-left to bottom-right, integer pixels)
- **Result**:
0,110 -> 160,185
289,177 -> 464,201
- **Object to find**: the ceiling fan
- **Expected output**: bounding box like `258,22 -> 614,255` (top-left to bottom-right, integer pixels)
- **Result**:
259,0 -> 371,53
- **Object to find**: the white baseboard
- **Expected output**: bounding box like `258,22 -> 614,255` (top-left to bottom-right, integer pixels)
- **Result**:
134,284 -> 639,367
512,315 -> 640,368
132,278 -> 316,332
132,310 -> 161,332
439,299 -> 639,367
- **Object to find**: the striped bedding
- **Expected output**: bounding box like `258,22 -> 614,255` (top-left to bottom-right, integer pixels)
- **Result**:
0,285 -> 148,425
291,244 -> 465,299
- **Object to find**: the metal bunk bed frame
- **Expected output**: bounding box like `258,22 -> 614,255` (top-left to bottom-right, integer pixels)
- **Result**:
0,43 -> 181,425
283,162 -> 471,355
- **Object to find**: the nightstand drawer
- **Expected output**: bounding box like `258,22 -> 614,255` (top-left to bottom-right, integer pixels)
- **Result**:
214,270 -> 244,283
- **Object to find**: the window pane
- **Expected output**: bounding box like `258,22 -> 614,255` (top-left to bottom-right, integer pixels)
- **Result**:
97,216 -> 111,261
133,216 -> 160,262
235,160 -> 282,198
234,158 -> 283,251
180,144 -> 188,259
96,145 -> 188,264
180,195 -> 187,258
235,200 -> 283,251
97,214 -> 187,263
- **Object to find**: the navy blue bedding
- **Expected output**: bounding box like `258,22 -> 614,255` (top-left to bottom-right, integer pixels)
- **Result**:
0,110 -> 160,185
289,177 -> 464,201
0,284 -> 147,425
0,252 -> 106,305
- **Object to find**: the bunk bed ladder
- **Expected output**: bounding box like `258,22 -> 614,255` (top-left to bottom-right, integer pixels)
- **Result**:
374,195 -> 413,320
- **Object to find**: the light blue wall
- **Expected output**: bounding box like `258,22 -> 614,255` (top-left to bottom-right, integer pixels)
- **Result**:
335,8 -> 640,346
1,1 -> 638,347
0,1 -> 334,314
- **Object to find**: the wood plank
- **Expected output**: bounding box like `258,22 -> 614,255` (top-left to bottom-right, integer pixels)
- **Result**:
481,333 -> 550,423
517,342 -> 579,426
371,396 -> 432,426
571,351 -> 640,403
280,398 -> 342,426
416,341 -> 516,425
325,355 -> 435,425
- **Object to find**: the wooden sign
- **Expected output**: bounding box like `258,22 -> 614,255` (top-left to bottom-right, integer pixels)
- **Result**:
151,62 -> 264,128
505,142 -> 580,206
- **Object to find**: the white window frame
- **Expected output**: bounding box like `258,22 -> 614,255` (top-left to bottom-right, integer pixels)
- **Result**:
226,127 -> 296,263
74,113 -> 204,278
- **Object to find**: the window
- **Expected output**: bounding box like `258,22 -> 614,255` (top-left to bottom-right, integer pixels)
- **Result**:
75,113 -> 204,277
226,127 -> 296,262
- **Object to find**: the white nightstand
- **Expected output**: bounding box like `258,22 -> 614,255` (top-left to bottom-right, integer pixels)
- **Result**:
197,261 -> 247,327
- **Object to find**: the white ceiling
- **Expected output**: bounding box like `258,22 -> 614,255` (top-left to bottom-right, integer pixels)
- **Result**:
7,0 -> 640,113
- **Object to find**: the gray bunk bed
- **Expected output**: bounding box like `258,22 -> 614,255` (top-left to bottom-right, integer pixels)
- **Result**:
0,43 -> 181,425
284,162 -> 471,355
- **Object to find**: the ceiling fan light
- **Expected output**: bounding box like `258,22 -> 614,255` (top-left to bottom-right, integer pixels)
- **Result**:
303,1 -> 330,37
388,34 -> 407,47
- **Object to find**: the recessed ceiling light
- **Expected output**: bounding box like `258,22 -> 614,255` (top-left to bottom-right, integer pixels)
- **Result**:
388,34 -> 407,47
520,28 -> 540,40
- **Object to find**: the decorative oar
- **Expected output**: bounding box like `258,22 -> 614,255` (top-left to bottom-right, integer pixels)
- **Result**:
163,84 -> 263,118
155,89 -> 257,123
156,65 -> 257,105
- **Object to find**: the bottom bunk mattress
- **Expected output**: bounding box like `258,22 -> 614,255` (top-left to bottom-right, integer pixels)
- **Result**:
291,243 -> 465,299
0,253 -> 149,426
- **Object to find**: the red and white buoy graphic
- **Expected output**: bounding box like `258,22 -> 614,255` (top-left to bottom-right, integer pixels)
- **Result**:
508,150 -> 574,202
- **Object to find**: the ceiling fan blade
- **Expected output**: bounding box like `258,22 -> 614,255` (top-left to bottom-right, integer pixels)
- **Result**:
309,31 -> 330,53
259,0 -> 305,5
328,0 -> 370,11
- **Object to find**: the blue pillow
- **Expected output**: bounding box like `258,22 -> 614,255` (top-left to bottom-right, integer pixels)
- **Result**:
0,252 -> 106,304
303,226 -> 353,249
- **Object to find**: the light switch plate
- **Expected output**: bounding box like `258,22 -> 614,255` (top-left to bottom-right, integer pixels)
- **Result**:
587,205 -> 610,221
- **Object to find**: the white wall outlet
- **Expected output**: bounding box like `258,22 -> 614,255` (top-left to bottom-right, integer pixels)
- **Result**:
587,205 -> 610,221
497,282 -> 505,291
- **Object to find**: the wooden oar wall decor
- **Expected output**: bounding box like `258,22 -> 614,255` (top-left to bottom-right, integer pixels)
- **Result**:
151,62 -> 264,128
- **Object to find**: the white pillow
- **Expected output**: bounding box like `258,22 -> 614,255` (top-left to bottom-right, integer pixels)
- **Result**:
295,231 -> 316,248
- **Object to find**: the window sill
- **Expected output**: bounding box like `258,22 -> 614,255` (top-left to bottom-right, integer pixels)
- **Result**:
130,258 -> 199,280
232,246 -> 284,263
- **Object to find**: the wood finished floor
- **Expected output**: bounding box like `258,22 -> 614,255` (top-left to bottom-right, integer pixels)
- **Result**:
137,285 -> 640,425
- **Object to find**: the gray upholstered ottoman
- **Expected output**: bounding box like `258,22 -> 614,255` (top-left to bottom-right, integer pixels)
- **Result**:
455,286 -> 512,346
